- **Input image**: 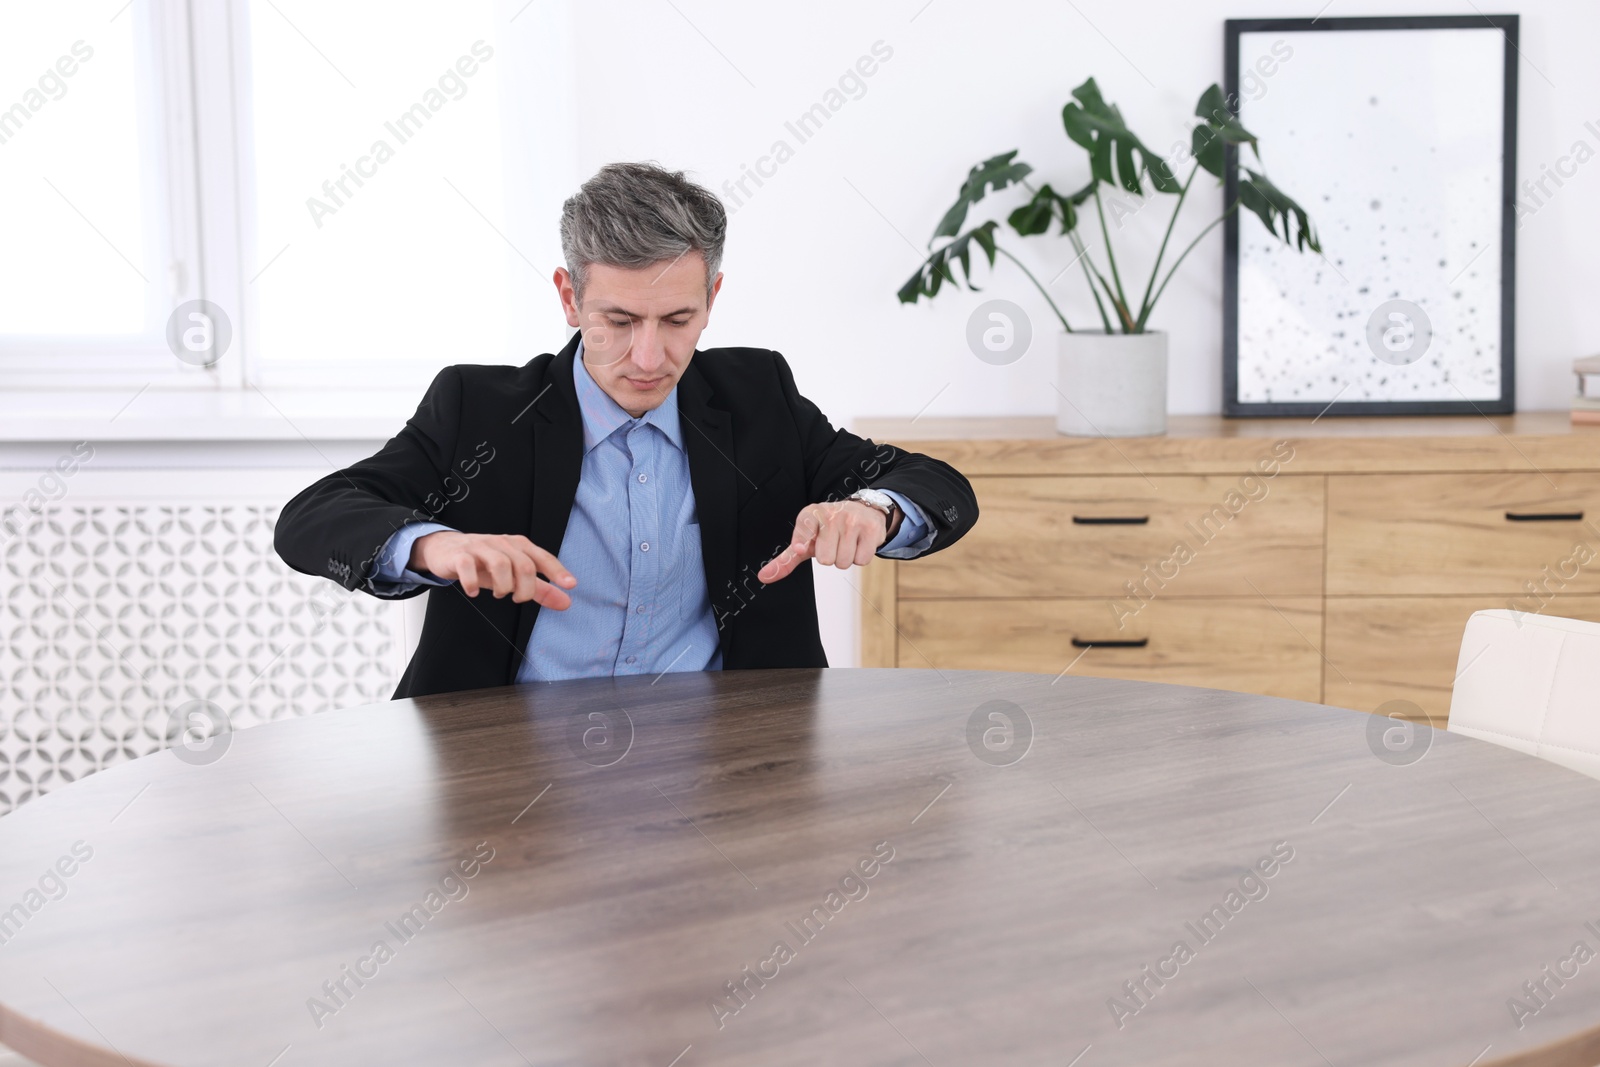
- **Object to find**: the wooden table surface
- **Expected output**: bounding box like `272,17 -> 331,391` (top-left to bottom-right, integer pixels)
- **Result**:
3,668 -> 1600,1067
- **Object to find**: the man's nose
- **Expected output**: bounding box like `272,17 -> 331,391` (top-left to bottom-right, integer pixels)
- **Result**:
630,327 -> 668,373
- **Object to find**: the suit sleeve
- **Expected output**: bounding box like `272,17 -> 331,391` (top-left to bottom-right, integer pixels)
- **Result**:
770,351 -> 978,558
273,366 -> 465,599
876,488 -> 934,558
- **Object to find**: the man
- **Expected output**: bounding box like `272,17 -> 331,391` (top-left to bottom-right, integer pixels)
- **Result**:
274,162 -> 979,698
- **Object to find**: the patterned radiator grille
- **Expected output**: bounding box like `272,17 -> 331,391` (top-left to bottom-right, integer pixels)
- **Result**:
0,504 -> 401,815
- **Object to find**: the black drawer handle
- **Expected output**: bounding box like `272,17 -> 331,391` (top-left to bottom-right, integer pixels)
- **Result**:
1072,638 -> 1149,648
1072,515 -> 1150,525
1505,511 -> 1584,522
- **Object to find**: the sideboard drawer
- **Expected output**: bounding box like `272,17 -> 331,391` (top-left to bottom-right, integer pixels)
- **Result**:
896,597 -> 1322,702
1327,473 -> 1600,595
900,475 -> 1324,599
1324,595 -> 1600,726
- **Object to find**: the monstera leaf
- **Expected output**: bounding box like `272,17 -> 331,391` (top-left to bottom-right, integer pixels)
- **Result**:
1060,78 -> 1180,196
1007,180 -> 1096,237
1239,168 -> 1320,253
898,221 -> 999,303
1190,83 -> 1258,178
931,151 -> 1033,242
896,75 -> 1324,333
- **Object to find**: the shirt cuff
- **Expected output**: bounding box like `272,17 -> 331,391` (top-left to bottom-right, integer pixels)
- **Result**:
875,489 -> 936,559
367,521 -> 458,594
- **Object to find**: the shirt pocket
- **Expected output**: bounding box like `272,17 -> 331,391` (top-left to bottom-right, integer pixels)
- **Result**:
678,520 -> 708,621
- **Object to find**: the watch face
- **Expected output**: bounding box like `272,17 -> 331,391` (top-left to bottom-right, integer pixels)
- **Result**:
855,489 -> 892,508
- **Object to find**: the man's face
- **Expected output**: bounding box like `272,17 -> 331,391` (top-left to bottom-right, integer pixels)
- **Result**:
555,251 -> 722,418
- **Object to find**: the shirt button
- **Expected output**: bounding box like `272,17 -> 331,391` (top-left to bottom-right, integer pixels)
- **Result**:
625,655 -> 637,663
636,605 -> 647,614
640,542 -> 650,552
637,472 -> 647,483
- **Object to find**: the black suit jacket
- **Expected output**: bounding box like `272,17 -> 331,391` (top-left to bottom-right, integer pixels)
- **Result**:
274,333 -> 979,698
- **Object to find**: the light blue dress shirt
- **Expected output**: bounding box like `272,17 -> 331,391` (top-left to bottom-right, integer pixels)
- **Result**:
368,341 -> 933,681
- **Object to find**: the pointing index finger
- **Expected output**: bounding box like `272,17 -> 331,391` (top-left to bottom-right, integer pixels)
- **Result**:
518,539 -> 577,587
758,540 -> 809,584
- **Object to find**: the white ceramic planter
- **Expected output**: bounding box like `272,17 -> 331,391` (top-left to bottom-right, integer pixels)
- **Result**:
1055,330 -> 1168,437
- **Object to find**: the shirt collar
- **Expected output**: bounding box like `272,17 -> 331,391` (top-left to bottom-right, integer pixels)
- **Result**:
572,337 -> 684,455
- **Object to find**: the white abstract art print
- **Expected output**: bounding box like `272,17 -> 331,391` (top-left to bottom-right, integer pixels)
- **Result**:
1224,18 -> 1515,414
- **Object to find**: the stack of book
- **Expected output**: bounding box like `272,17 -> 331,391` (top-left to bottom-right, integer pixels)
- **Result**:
1576,355 -> 1600,424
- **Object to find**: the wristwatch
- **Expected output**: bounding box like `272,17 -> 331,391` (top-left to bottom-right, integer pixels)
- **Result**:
848,488 -> 901,545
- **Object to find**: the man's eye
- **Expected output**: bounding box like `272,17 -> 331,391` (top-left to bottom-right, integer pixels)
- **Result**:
668,319 -> 689,327
607,318 -> 629,327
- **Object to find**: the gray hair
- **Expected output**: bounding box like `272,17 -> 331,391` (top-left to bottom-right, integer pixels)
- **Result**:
560,162 -> 726,304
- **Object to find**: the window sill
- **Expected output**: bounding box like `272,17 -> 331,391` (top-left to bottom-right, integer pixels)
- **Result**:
0,387 -> 422,442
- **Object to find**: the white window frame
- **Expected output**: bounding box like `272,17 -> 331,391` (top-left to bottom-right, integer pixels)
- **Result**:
0,0 -> 578,409
0,0 -> 248,391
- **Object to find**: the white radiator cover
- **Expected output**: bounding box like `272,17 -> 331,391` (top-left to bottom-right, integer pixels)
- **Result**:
0,467 -> 410,815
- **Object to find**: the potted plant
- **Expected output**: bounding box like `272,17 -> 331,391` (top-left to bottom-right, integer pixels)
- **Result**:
899,78 -> 1321,436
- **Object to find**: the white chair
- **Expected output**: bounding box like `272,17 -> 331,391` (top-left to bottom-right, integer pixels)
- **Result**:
1447,609 -> 1600,780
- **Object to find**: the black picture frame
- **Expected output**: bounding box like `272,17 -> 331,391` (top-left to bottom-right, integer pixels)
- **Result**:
1222,15 -> 1519,417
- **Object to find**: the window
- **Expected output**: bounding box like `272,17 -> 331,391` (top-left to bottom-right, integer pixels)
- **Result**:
0,0 -> 203,387
0,0 -> 558,397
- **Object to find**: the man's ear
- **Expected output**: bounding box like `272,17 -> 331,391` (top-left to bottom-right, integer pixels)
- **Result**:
706,271 -> 724,314
554,267 -> 581,327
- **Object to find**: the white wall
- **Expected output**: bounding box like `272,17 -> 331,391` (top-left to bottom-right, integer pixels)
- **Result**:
510,0 -> 1600,665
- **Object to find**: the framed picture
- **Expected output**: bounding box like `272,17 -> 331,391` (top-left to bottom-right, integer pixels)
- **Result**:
1222,15 -> 1519,416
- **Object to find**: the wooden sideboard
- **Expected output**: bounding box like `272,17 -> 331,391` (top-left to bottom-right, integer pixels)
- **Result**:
854,412 -> 1600,727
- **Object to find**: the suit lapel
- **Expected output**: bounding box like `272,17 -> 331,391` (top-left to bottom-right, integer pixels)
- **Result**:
676,357 -> 737,657
510,332 -> 585,672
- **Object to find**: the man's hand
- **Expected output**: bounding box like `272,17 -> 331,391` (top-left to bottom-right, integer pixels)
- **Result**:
410,531 -> 578,607
758,500 -> 898,584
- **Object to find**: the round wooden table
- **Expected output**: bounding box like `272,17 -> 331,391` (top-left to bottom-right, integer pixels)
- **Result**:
3,668 -> 1600,1066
